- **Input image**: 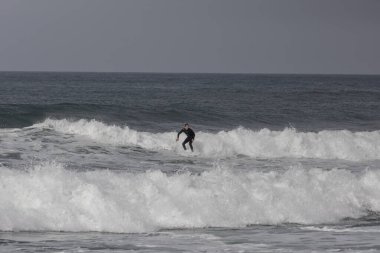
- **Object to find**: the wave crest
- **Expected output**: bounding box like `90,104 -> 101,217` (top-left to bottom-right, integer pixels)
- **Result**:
1,162 -> 380,232
36,118 -> 380,161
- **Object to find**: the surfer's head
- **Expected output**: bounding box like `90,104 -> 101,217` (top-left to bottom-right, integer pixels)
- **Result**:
184,123 -> 189,129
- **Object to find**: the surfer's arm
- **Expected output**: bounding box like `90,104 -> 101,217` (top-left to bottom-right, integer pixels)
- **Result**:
176,129 -> 184,141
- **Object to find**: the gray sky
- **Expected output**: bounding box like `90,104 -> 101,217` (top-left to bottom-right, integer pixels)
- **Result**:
0,0 -> 379,74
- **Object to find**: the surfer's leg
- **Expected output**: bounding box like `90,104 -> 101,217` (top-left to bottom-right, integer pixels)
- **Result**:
182,138 -> 189,150
182,137 -> 192,150
189,140 -> 193,152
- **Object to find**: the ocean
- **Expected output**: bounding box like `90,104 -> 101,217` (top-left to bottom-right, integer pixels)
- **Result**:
1,72 -> 380,252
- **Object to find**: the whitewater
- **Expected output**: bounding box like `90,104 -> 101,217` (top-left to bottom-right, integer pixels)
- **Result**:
1,72 -> 380,252
1,118 -> 380,234
1,161 -> 380,233
38,118 -> 380,161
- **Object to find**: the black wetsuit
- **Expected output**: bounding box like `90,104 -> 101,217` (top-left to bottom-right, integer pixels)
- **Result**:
177,128 -> 195,151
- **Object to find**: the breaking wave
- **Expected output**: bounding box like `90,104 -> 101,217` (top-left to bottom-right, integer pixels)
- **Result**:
36,118 -> 380,161
1,162 -> 380,233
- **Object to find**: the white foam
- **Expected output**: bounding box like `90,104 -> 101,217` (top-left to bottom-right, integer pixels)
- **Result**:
1,162 -> 380,233
302,226 -> 380,233
36,118 -> 380,161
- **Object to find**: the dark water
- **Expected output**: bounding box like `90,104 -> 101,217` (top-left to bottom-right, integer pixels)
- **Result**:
1,72 -> 380,252
1,72 -> 379,131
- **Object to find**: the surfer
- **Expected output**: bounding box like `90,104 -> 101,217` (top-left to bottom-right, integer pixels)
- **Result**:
176,123 -> 195,151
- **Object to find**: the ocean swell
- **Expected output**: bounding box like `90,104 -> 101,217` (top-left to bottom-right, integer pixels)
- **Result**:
1,162 -> 380,233
36,118 -> 380,161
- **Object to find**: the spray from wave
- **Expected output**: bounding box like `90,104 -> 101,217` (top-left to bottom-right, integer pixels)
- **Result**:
1,161 -> 380,233
35,118 -> 380,161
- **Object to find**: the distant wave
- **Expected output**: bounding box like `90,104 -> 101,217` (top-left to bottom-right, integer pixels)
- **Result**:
35,118 -> 380,161
1,161 -> 380,233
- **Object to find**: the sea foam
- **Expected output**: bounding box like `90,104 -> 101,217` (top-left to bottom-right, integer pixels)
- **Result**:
36,118 -> 380,161
1,162 -> 380,233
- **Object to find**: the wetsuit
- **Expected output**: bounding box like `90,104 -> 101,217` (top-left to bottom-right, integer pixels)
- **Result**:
177,128 -> 195,151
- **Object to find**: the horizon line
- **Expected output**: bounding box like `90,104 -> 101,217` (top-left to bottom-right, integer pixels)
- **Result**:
0,70 -> 379,76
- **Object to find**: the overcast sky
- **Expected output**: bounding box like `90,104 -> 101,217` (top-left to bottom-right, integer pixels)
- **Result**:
0,0 -> 379,74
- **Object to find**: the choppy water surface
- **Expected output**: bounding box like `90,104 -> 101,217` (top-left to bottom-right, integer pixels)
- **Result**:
1,72 -> 380,252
